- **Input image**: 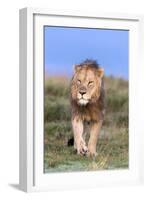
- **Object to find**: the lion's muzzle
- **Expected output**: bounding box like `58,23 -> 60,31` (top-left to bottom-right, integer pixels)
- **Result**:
77,87 -> 89,106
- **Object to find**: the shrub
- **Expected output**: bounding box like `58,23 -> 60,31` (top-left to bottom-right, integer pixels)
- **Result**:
45,121 -> 72,137
44,96 -> 71,122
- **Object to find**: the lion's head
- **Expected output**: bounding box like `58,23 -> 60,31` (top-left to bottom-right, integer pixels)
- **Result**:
70,60 -> 104,106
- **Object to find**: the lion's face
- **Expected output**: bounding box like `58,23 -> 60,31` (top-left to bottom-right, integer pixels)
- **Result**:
71,65 -> 104,106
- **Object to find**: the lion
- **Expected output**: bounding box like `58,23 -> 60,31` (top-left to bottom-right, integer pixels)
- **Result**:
70,59 -> 105,156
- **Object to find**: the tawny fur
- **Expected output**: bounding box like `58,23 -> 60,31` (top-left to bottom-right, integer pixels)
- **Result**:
70,59 -> 105,156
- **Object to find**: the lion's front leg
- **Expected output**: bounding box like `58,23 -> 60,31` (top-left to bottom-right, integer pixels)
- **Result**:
72,118 -> 88,155
88,120 -> 103,157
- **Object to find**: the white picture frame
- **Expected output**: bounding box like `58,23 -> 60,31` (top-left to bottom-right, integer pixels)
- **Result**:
19,7 -> 144,192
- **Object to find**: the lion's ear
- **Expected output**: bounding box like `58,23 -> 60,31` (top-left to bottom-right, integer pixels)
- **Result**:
97,68 -> 104,78
73,64 -> 82,73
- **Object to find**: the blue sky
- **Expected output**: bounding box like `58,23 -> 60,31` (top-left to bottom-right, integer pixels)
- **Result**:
44,26 -> 129,79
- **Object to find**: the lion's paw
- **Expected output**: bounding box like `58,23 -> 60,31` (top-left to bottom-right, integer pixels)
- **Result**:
77,142 -> 88,155
87,146 -> 97,157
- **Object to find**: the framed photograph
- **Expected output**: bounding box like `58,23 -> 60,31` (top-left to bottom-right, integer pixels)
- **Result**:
19,8 -> 144,192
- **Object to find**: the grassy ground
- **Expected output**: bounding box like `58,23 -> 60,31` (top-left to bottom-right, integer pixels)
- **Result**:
44,76 -> 129,173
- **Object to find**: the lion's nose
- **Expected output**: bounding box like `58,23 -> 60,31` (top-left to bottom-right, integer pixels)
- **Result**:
79,86 -> 86,95
79,91 -> 86,95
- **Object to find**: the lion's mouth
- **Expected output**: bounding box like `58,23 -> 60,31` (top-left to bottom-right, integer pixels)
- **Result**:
77,93 -> 89,106
78,98 -> 89,106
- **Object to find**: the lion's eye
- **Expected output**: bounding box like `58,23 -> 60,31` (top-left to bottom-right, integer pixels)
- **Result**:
88,81 -> 94,86
77,80 -> 81,85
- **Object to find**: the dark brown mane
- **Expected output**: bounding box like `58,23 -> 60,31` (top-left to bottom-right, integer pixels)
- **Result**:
79,59 -> 100,69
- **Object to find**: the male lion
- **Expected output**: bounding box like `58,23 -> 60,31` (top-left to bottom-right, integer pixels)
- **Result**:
70,59 -> 105,156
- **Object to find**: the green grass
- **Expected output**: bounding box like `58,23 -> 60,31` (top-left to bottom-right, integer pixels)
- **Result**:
44,76 -> 129,172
